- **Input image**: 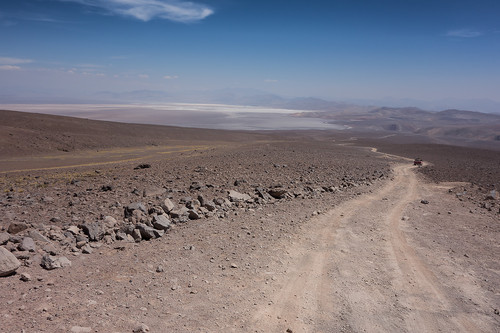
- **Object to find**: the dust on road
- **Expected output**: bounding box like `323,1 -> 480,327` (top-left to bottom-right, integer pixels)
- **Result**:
249,163 -> 494,332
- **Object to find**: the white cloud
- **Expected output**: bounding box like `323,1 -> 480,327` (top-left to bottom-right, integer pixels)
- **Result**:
60,0 -> 214,22
445,29 -> 482,38
163,75 -> 178,79
0,57 -> 33,65
0,65 -> 21,70
138,74 -> 149,78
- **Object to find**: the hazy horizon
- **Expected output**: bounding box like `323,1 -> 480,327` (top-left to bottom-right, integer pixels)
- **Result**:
1,0 -> 499,113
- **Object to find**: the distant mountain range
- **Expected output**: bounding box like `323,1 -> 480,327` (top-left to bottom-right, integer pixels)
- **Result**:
1,87 -> 499,114
92,89 -> 500,115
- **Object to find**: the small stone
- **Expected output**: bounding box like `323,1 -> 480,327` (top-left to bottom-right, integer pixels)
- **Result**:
134,164 -> 151,170
136,224 -> 158,240
7,222 -> 28,234
131,229 -> 142,242
19,237 -> 36,252
230,263 -> 238,268
161,198 -> 175,212
420,200 -> 429,204
0,232 -> 10,245
40,255 -> 71,270
28,230 -> 50,243
156,265 -> 164,273
188,209 -> 201,220
133,323 -> 150,332
152,215 -> 171,231
268,188 -> 288,199
228,190 -> 251,202
20,273 -> 32,282
81,244 -> 93,254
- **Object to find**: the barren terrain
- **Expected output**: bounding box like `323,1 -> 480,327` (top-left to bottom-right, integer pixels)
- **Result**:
1,110 -> 499,332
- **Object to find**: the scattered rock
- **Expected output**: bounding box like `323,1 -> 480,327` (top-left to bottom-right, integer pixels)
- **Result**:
152,215 -> 171,231
268,188 -> 288,199
81,244 -> 93,254
20,272 -> 32,282
0,232 -> 10,245
485,190 -> 498,200
131,229 -> 142,242
161,198 -> 175,212
134,164 -> 151,170
103,216 -> 118,228
125,202 -> 147,217
66,226 -> 80,235
28,230 -> 50,243
80,223 -> 103,242
133,323 -> 150,333
188,209 -> 201,220
40,255 -> 71,270
420,200 -> 429,204
115,230 -> 128,241
7,222 -> 28,234
100,185 -> 113,192
170,207 -> 189,219
0,246 -> 21,277
228,190 -> 251,202
19,237 -> 36,252
136,224 -> 163,240
42,243 -> 58,255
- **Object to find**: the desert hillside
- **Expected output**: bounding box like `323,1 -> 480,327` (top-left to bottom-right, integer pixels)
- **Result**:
294,107 -> 500,150
0,110 -> 498,332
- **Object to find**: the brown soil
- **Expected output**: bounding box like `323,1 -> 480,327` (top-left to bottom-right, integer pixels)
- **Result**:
0,110 -> 499,332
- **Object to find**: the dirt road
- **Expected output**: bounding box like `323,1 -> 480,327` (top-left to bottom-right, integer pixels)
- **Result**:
250,163 -> 497,332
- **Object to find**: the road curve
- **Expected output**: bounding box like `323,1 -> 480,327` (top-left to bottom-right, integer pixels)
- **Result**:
249,163 -> 481,332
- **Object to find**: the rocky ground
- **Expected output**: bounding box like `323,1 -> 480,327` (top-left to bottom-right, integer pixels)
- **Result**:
1,111 -> 499,332
1,140 -> 394,332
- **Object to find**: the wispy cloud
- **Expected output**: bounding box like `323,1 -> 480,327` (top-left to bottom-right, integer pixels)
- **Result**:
0,65 -> 21,71
60,0 -> 214,22
163,75 -> 178,79
445,29 -> 483,38
0,57 -> 33,65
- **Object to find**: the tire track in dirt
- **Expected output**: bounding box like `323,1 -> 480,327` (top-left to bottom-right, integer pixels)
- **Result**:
250,163 -> 480,332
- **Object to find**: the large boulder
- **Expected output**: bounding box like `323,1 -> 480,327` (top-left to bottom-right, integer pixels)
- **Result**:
0,246 -> 21,277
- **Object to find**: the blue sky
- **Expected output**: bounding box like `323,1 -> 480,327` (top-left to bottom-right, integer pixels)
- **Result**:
1,0 -> 500,109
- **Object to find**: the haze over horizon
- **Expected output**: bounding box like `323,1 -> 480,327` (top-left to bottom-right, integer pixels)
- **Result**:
1,0 -> 500,113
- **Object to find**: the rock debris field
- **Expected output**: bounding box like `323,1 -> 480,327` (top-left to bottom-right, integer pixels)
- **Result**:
1,136 -> 499,332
